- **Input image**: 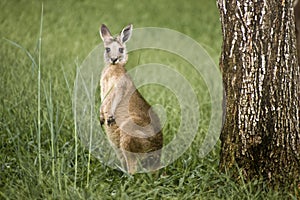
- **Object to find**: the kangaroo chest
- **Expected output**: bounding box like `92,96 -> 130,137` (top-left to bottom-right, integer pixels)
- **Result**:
100,65 -> 126,99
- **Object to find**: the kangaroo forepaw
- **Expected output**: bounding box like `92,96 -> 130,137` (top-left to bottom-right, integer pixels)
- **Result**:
107,115 -> 116,126
100,119 -> 104,126
100,116 -> 105,126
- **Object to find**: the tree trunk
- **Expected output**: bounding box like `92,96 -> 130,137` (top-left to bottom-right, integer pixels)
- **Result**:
295,0 -> 300,64
218,0 -> 300,187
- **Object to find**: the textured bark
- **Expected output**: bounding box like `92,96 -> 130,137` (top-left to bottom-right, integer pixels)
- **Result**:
295,0 -> 300,64
218,0 -> 300,186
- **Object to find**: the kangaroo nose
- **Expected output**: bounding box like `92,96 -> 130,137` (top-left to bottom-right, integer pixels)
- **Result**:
111,58 -> 118,64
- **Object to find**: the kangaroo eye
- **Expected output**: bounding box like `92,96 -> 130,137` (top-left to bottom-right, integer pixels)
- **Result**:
119,48 -> 124,53
105,47 -> 111,53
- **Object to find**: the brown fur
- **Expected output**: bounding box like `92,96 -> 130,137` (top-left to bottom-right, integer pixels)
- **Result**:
99,24 -> 163,174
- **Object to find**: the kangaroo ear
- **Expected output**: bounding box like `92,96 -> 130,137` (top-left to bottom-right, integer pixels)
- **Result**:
100,24 -> 112,41
120,24 -> 133,43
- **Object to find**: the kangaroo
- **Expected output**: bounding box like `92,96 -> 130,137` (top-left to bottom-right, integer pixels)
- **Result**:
99,24 -> 163,174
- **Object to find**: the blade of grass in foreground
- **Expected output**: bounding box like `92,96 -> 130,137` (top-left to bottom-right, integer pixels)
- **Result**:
86,75 -> 94,188
73,62 -> 80,189
37,3 -> 44,183
43,80 -> 55,177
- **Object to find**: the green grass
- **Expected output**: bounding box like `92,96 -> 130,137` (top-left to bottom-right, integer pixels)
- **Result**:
0,0 -> 297,199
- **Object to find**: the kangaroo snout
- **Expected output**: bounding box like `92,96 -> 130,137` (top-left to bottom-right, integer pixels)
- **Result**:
111,57 -> 119,64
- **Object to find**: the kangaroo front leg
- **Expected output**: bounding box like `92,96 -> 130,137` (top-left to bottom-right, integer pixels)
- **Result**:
99,103 -> 105,125
107,83 -> 126,126
100,111 -> 105,125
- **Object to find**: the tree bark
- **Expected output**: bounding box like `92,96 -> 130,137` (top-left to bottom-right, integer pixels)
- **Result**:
218,0 -> 300,187
295,0 -> 300,64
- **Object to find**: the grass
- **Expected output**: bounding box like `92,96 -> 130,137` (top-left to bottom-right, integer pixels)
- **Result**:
0,0 -> 297,199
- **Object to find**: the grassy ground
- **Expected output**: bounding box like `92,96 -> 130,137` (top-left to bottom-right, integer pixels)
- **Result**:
0,0 -> 297,199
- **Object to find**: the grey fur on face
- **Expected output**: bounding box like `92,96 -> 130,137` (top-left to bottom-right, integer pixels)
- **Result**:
100,24 -> 132,65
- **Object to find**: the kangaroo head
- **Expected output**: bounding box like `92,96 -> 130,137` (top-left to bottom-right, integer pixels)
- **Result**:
100,24 -> 133,65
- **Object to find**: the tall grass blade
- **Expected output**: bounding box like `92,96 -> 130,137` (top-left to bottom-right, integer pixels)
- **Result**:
61,64 -> 73,100
37,3 -> 44,183
73,62 -> 79,189
43,81 -> 55,177
2,38 -> 37,69
86,76 -> 94,188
